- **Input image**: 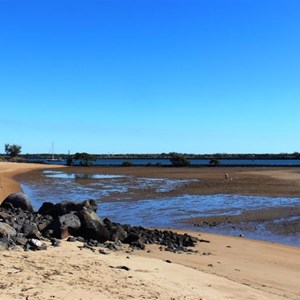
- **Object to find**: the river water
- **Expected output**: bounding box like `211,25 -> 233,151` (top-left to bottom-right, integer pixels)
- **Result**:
19,169 -> 300,247
28,158 -> 300,166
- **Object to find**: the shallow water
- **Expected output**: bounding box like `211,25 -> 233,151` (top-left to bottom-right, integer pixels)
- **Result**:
19,170 -> 300,246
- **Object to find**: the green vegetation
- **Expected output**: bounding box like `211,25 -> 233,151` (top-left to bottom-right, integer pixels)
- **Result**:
73,152 -> 95,166
4,144 -> 22,158
5,145 -> 300,167
169,152 -> 190,167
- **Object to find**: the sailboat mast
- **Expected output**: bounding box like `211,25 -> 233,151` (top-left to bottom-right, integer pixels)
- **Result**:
51,141 -> 54,160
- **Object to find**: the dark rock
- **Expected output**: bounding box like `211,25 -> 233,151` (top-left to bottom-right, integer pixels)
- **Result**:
116,266 -> 130,271
199,239 -> 210,243
110,265 -> 130,271
80,220 -> 110,243
87,239 -> 99,247
0,210 -> 12,222
67,236 -> 77,242
39,200 -> 98,218
0,198 -> 199,253
38,202 -> 57,216
76,209 -> 104,225
21,222 -> 41,239
79,243 -> 95,252
124,230 -> 140,244
56,213 -> 81,239
1,193 -> 34,213
110,224 -> 128,242
50,238 -> 61,247
0,222 -> 17,238
130,240 -> 145,250
38,201 -> 76,217
106,241 -> 122,251
14,236 -> 28,246
103,218 -> 112,227
42,229 -> 54,238
37,215 -> 53,232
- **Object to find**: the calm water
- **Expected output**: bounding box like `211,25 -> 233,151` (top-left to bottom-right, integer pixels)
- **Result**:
28,158 -> 300,166
19,170 -> 300,246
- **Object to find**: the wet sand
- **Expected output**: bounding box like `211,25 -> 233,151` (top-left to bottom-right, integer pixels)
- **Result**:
14,165 -> 300,238
65,166 -> 300,198
184,206 -> 300,238
16,165 -> 300,201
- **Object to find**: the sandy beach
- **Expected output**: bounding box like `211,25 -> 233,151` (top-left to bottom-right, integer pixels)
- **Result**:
0,162 -> 300,300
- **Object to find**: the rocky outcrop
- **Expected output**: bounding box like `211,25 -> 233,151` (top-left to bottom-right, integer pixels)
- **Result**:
1,192 -> 34,212
52,214 -> 82,239
0,193 -> 199,252
38,199 -> 97,217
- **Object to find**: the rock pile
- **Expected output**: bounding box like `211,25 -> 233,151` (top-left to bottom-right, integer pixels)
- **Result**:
0,192 -> 198,252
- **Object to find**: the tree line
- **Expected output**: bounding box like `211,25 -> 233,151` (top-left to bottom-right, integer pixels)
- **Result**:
3,143 -> 300,166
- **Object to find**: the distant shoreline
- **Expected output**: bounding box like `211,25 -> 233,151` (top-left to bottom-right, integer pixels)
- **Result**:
20,157 -> 300,167
8,152 -> 300,159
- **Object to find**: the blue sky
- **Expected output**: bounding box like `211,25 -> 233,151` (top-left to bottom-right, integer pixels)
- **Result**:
1,0 -> 299,154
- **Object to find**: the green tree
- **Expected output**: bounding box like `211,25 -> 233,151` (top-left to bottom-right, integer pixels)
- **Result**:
5,144 -> 22,158
169,152 -> 190,167
73,152 -> 95,166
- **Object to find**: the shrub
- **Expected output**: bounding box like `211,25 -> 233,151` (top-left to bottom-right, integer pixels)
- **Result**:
169,152 -> 190,167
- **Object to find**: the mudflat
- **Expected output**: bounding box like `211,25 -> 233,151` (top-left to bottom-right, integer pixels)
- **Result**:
43,165 -> 300,199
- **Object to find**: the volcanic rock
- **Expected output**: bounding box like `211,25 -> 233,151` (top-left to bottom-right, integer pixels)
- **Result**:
0,222 -> 17,238
1,192 -> 34,213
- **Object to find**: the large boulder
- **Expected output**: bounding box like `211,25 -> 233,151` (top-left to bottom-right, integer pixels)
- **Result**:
38,202 -> 57,217
38,200 -> 98,218
1,193 -> 34,213
110,224 -> 128,242
21,222 -> 41,239
76,209 -> 104,225
56,213 -> 81,239
103,218 -> 128,242
80,220 -> 110,242
38,201 -> 77,217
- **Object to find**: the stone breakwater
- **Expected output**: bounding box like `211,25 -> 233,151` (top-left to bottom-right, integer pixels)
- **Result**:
0,192 -> 199,252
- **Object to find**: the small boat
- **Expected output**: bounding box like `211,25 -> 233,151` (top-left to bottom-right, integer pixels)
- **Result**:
46,142 -> 63,163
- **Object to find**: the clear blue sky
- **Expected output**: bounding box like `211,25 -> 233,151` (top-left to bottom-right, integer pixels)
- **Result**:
1,0 -> 299,154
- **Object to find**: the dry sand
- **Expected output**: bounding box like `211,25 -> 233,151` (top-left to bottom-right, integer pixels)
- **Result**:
0,162 -> 64,201
0,162 -> 300,300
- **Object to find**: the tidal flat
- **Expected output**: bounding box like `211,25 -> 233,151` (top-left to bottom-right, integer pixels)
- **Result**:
17,166 -> 300,246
